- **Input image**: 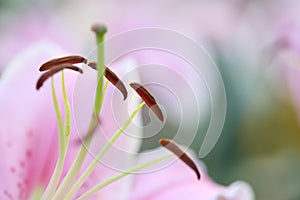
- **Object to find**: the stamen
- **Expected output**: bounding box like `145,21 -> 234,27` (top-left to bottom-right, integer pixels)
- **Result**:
159,139 -> 201,180
52,25 -> 108,199
51,116 -> 99,200
41,71 -> 73,200
39,55 -> 87,71
64,102 -> 146,200
87,61 -> 97,70
36,64 -> 83,90
39,77 -> 63,200
88,62 -> 128,100
129,82 -> 164,121
76,154 -> 174,200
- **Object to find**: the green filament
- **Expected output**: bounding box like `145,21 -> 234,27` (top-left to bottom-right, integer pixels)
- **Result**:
77,154 -> 174,200
51,26 -> 108,200
64,102 -> 145,199
41,71 -> 71,200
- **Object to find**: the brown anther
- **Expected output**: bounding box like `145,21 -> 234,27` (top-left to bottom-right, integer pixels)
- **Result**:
159,139 -> 201,180
39,55 -> 87,71
87,62 -> 128,100
36,64 -> 83,90
87,62 -> 97,70
130,82 -> 164,122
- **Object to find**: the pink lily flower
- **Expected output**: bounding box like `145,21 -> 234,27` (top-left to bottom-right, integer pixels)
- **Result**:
0,36 -> 254,199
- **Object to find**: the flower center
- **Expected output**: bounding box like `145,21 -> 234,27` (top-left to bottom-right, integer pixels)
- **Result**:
35,23 -> 200,200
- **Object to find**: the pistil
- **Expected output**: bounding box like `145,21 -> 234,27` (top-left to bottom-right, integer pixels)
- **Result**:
91,24 -> 107,115
51,24 -> 110,200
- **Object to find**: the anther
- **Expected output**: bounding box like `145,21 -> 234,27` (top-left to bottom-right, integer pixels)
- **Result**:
130,82 -> 164,122
39,55 -> 87,71
36,64 -> 83,90
88,62 -> 128,100
159,139 -> 201,180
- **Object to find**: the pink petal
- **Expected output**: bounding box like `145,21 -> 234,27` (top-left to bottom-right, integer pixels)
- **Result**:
0,41 -> 73,199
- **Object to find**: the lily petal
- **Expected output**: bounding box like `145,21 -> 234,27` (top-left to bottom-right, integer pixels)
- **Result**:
0,40 -> 73,199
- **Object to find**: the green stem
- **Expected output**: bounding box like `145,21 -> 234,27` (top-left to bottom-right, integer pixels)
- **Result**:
77,155 -> 174,200
93,24 -> 107,115
52,25 -> 107,200
51,116 -> 97,200
41,72 -> 71,200
62,71 -> 71,138
51,76 -> 64,136
64,102 -> 145,200
51,80 -> 109,200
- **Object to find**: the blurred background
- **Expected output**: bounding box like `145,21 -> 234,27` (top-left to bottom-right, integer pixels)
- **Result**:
1,0 -> 300,199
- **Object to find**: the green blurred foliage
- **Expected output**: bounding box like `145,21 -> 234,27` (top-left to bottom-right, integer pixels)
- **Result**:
202,49 -> 300,199
140,42 -> 300,199
233,92 -> 300,199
